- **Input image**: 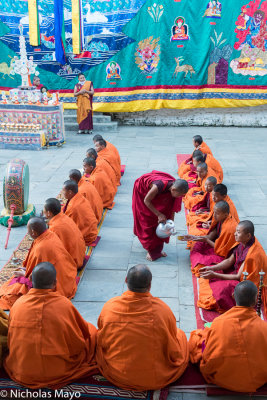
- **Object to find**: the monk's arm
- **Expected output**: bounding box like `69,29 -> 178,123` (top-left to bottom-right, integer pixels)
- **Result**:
144,184 -> 166,223
201,259 -> 244,280
200,254 -> 235,272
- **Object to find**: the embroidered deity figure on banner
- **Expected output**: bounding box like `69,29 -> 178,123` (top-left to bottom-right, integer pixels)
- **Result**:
203,0 -> 222,19
171,17 -> 189,41
231,1 -> 267,76
135,37 -> 160,74
106,62 -> 121,80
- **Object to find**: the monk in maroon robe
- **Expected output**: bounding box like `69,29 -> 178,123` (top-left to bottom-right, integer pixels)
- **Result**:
132,172 -> 188,261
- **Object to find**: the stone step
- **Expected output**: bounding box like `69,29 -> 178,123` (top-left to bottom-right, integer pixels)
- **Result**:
64,121 -> 118,133
64,113 -> 112,123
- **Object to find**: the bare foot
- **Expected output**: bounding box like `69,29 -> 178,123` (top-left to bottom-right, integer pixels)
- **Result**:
161,252 -> 167,257
146,253 -> 153,262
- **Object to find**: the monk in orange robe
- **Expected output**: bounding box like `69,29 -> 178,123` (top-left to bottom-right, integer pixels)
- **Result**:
86,148 -> 117,191
43,198 -> 86,269
188,184 -> 239,237
96,264 -> 189,390
189,281 -> 267,393
74,74 -> 94,134
0,218 -> 77,310
183,163 -> 218,210
95,138 -> 121,185
184,201 -> 238,276
178,134 -> 213,178
82,157 -> 116,208
69,169 -> 103,223
93,134 -> 121,169
198,221 -> 267,312
62,180 -> 98,245
183,151 -> 223,185
0,309 -> 8,367
5,262 -> 98,389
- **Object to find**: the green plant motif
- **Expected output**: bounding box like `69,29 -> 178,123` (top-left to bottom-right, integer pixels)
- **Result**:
147,3 -> 164,23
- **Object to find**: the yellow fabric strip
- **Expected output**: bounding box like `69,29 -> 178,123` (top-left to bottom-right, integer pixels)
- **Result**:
28,0 -> 39,46
72,0 -> 80,54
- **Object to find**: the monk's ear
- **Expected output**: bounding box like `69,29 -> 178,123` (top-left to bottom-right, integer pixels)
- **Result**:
125,277 -> 128,284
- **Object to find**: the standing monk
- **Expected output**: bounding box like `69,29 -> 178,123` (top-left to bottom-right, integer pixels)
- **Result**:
189,281 -> 267,393
43,198 -> 86,269
132,171 -> 188,261
96,265 -> 189,390
5,262 -> 98,389
74,73 -> 94,135
0,218 -> 78,310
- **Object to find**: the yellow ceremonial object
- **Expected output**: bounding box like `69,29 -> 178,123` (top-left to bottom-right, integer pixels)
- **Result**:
28,0 -> 40,46
72,0 -> 81,54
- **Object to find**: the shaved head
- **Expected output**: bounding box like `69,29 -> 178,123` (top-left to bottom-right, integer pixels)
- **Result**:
197,162 -> 208,171
32,262 -> 57,289
93,134 -> 103,142
193,154 -> 205,163
95,139 -> 106,147
44,198 -> 61,216
214,200 -> 230,214
234,280 -> 258,307
28,217 -> 47,236
192,150 -> 203,158
126,264 -> 152,293
63,180 -> 78,194
83,157 -> 96,168
206,176 -> 217,186
172,179 -> 189,194
238,220 -> 255,237
193,135 -> 203,145
69,169 -> 82,183
86,148 -> 98,159
214,183 -> 227,196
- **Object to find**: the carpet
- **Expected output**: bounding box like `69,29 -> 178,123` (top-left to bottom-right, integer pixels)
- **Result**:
0,369 -> 168,400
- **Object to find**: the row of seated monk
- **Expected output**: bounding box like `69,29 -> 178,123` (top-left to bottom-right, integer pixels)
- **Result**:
176,134 -> 267,317
0,133 -> 122,311
0,263 -> 266,393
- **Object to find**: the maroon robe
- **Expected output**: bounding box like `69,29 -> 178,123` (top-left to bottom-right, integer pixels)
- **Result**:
132,171 -> 182,261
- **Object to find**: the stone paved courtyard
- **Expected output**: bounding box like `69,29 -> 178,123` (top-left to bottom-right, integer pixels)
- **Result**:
0,124 -> 267,400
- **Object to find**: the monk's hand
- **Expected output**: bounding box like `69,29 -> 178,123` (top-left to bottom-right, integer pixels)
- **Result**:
202,222 -> 211,229
199,266 -> 212,273
79,89 -> 86,94
200,270 -> 216,279
195,210 -> 203,215
158,213 -> 167,223
182,234 -> 194,241
194,236 -> 207,242
14,268 -> 25,277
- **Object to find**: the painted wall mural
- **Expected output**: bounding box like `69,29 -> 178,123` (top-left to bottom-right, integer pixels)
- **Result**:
1,0 -> 267,112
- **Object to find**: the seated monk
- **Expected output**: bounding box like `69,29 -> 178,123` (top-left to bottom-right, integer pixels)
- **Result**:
186,176 -> 217,228
183,151 -> 223,184
189,281 -> 267,393
188,183 -> 239,237
184,201 -> 238,275
86,148 -> 117,190
4,262 -> 98,389
0,309 -> 8,367
132,171 -> 188,261
43,198 -> 86,269
178,134 -> 213,178
94,138 -> 121,185
198,220 -> 267,312
69,169 -> 103,223
96,264 -> 189,390
0,218 -> 77,310
93,134 -> 121,169
82,157 -> 116,208
183,163 -> 217,210
62,180 -> 98,245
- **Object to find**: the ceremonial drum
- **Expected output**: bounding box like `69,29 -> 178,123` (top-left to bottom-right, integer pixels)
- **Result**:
0,159 -> 35,227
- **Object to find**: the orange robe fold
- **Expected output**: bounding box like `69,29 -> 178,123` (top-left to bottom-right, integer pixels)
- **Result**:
76,81 -> 92,125
78,179 -> 104,223
63,192 -> 98,245
82,170 -> 116,208
0,230 -> 77,310
0,309 -> 8,367
106,140 -> 121,167
96,290 -> 189,390
189,306 -> 267,392
98,147 -> 121,185
5,289 -> 98,389
96,156 -> 117,190
178,142 -> 213,177
48,212 -> 86,268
